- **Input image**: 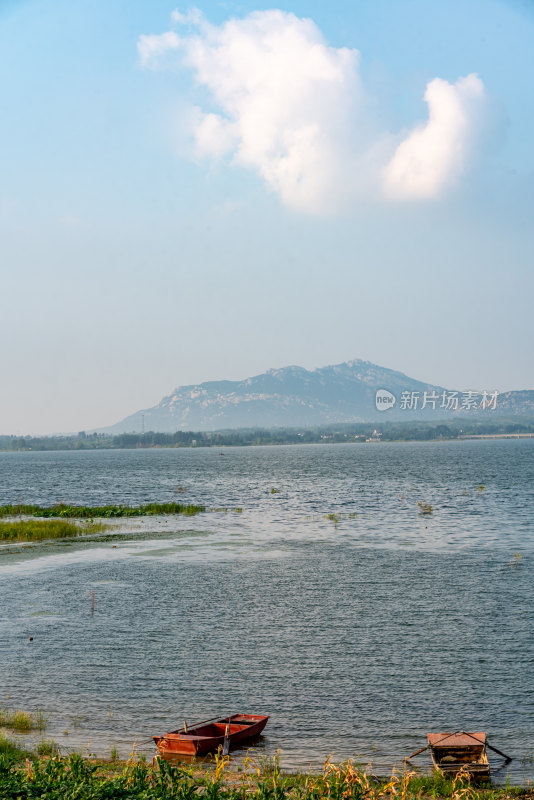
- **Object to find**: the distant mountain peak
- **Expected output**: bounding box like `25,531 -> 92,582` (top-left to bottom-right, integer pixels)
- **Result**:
100,359 -> 534,434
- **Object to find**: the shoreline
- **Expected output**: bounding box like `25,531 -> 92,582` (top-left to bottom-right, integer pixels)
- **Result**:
1,747 -> 532,797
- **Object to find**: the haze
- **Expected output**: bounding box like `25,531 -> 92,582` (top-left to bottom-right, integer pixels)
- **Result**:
1,0 -> 533,434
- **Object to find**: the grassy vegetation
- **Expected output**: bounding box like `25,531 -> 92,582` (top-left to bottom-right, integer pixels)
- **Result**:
0,734 -> 32,761
0,519 -> 108,542
0,752 -> 529,800
0,502 -> 205,519
35,740 -> 58,756
417,502 -> 433,515
0,708 -> 46,731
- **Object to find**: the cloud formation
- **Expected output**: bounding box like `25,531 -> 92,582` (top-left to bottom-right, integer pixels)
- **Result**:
383,74 -> 486,199
138,9 -> 488,213
137,31 -> 180,67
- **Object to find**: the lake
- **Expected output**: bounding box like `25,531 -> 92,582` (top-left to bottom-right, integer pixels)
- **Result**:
0,440 -> 533,781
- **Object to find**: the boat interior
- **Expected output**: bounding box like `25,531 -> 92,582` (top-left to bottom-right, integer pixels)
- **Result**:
168,718 -> 262,738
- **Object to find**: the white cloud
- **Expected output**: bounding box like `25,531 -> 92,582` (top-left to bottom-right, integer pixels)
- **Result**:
383,74 -> 486,199
139,10 -> 489,213
137,31 -> 180,68
171,8 -> 204,26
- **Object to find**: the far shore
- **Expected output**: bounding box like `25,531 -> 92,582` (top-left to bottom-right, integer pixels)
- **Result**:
1,418 -> 534,452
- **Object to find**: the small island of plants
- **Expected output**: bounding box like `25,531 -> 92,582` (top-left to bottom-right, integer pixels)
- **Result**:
0,502 -> 206,520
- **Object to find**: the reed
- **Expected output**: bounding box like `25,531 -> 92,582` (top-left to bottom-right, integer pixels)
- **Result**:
0,751 -> 524,800
0,748 -> 532,800
0,519 -> 107,542
36,740 -> 58,756
0,733 -> 32,761
417,502 -> 433,515
0,708 -> 44,731
0,502 -> 205,519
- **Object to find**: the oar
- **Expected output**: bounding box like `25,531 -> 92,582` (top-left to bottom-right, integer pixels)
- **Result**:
486,742 -> 512,763
462,732 -> 513,763
404,745 -> 429,762
222,723 -> 231,756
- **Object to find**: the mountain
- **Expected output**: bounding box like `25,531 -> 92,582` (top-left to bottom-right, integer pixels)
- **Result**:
101,359 -> 439,433
101,359 -> 534,434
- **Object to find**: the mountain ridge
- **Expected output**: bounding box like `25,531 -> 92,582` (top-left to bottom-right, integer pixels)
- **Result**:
100,358 -> 534,434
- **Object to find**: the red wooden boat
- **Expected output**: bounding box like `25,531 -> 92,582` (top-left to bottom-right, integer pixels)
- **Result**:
153,713 -> 269,757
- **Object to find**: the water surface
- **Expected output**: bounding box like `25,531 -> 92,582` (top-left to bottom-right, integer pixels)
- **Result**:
0,441 -> 532,781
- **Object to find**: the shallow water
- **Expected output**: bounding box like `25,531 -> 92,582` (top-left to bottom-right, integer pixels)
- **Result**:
0,441 -> 533,781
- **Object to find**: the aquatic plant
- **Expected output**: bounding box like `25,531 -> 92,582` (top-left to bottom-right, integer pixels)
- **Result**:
35,709 -> 48,733
0,708 -> 46,732
417,502 -> 433,515
0,519 -> 107,542
0,502 -> 205,519
36,739 -> 58,756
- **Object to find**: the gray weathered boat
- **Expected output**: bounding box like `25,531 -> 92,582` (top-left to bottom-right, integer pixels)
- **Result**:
427,732 -> 490,781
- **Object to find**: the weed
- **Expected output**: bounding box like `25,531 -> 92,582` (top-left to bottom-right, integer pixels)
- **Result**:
36,739 -> 58,756
0,502 -> 205,519
0,733 -> 32,761
325,513 -> 339,526
0,519 -> 107,542
417,502 -> 433,515
11,710 -> 33,731
0,749 -> 525,800
0,708 -> 41,732
35,708 -> 47,732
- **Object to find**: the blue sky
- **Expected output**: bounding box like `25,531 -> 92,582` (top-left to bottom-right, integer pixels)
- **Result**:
0,0 -> 533,433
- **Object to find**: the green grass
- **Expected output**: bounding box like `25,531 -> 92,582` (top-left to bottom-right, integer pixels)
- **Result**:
0,708 -> 44,731
0,753 -> 528,800
0,519 -> 109,542
36,739 -> 58,756
0,502 -> 206,519
405,771 -> 457,796
0,733 -> 32,761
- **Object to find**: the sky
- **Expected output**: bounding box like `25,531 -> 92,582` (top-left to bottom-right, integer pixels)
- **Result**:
0,0 -> 533,434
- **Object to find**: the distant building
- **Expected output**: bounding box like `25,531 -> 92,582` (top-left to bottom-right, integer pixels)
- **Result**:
366,429 -> 382,442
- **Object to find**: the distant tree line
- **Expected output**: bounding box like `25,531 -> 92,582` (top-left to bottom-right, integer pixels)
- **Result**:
1,418 -> 533,451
